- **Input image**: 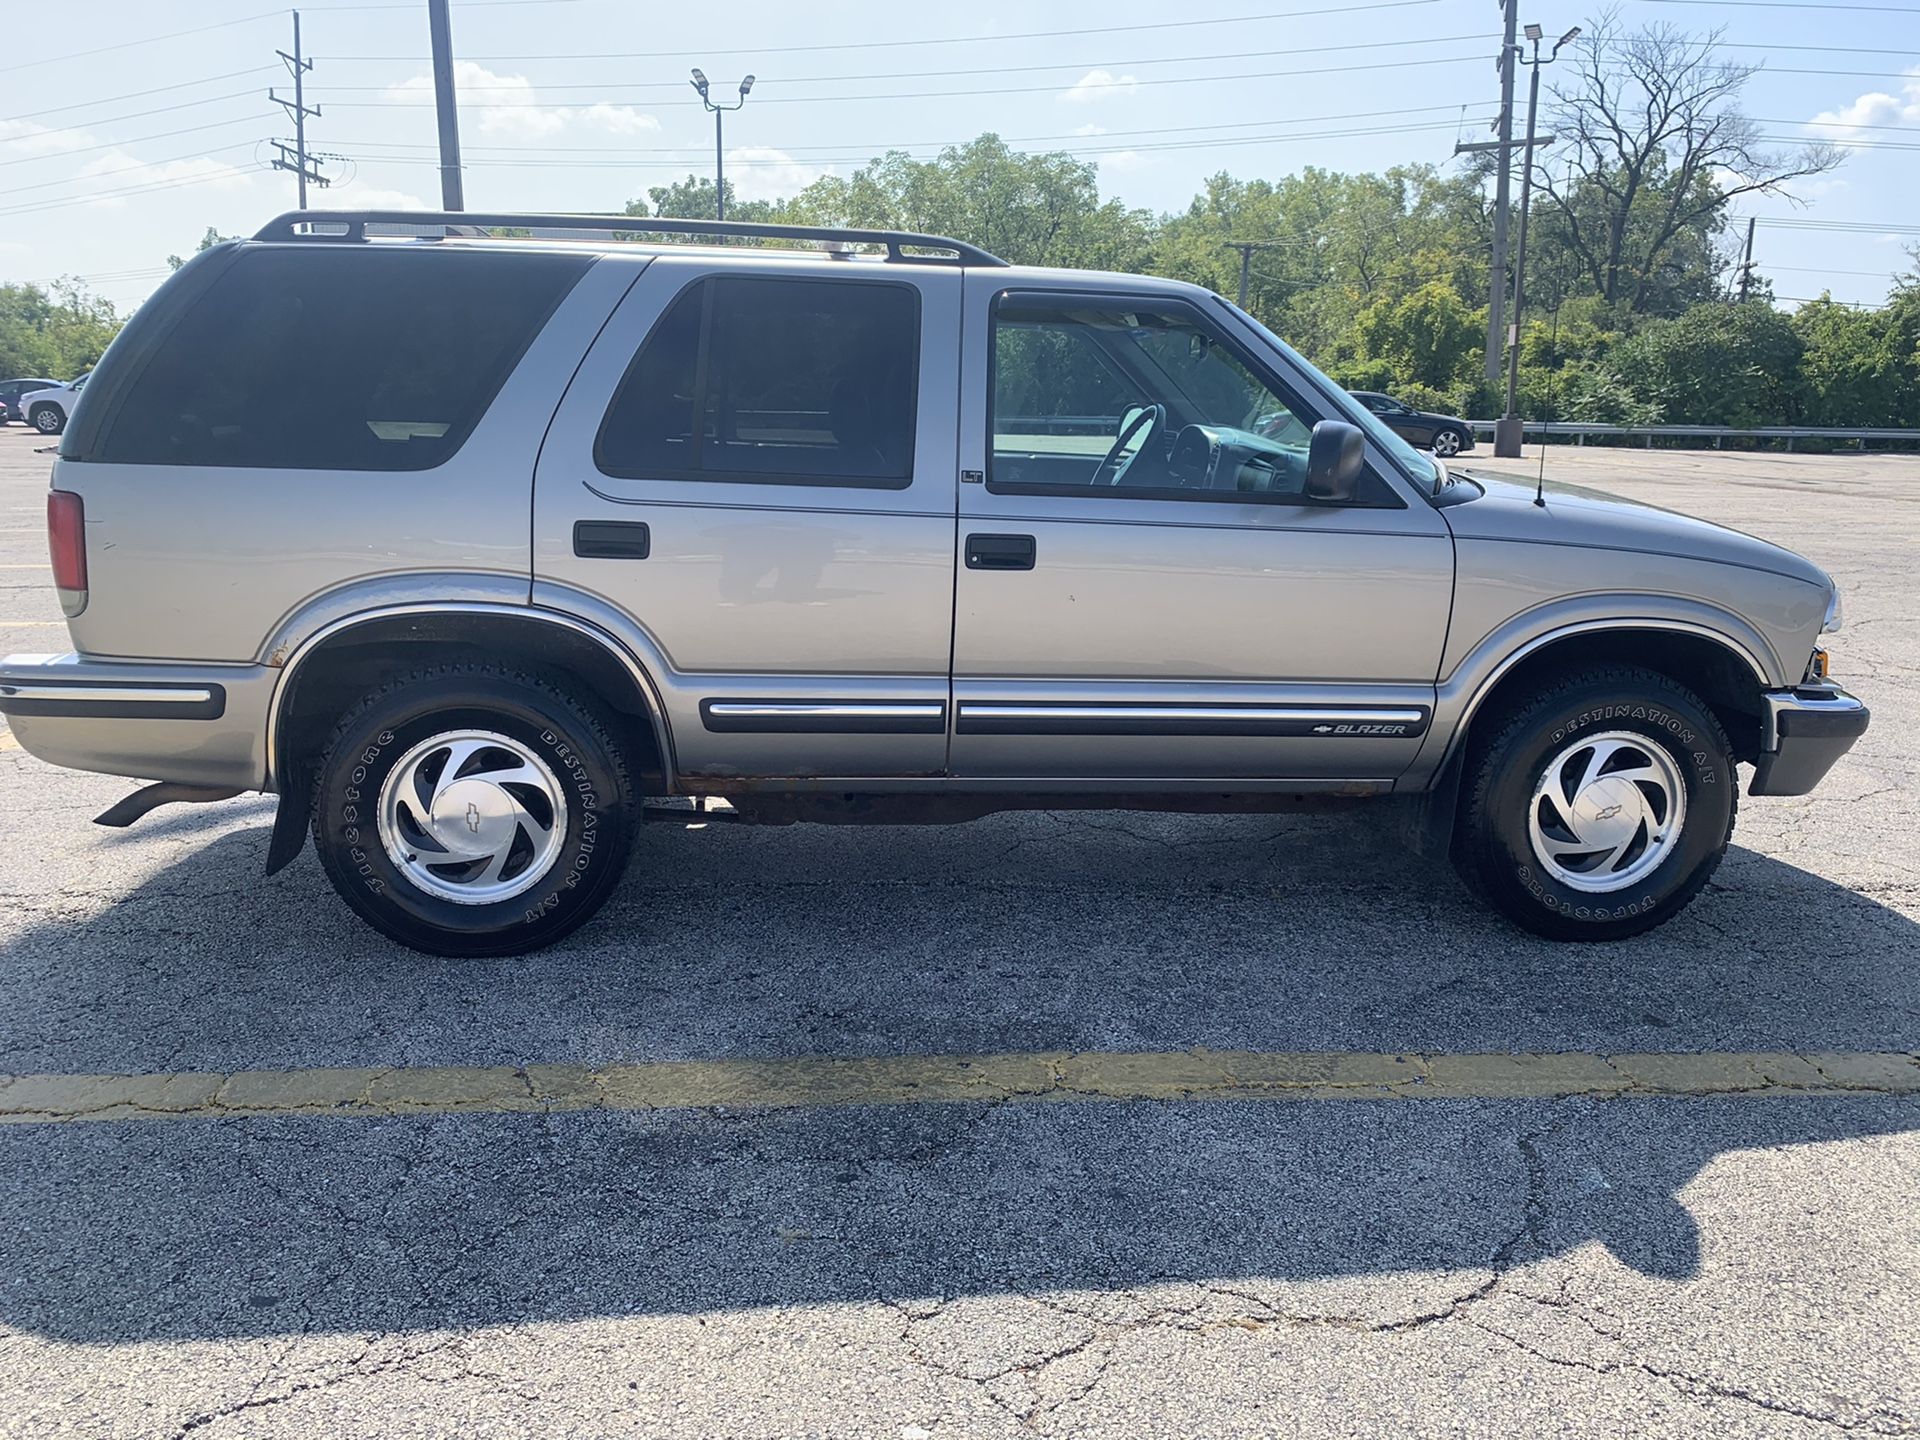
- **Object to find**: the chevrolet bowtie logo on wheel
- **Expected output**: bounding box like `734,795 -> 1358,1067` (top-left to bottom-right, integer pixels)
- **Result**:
1594,803 -> 1624,821
465,801 -> 481,834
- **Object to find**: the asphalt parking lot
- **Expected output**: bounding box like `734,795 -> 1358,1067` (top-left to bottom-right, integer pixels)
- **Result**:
1,423 -> 1916,1438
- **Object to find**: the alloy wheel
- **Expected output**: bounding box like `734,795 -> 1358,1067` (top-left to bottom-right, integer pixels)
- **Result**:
375,728 -> 568,904
1525,730 -> 1687,893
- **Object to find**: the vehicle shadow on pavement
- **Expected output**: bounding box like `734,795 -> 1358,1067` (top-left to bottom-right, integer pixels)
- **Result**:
1,812 -> 1916,1343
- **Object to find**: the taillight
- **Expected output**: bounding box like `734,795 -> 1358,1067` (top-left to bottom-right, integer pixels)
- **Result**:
47,490 -> 87,617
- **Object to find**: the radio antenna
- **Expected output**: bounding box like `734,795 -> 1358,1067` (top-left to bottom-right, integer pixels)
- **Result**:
1533,300 -> 1562,508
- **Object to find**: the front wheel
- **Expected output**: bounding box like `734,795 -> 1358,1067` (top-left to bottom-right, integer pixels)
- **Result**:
30,405 -> 63,435
1454,666 -> 1735,941
310,664 -> 635,956
1431,428 -> 1464,457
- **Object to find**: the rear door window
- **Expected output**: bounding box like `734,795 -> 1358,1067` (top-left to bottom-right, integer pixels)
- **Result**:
95,246 -> 587,470
595,275 -> 920,488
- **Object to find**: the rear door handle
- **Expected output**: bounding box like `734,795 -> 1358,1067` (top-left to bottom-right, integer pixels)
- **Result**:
965,533 -> 1036,571
574,520 -> 651,559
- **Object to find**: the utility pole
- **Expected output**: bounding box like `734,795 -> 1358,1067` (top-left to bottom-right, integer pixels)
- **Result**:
1221,240 -> 1283,309
690,70 -> 754,221
427,0 -> 464,210
1495,22 -> 1581,458
1455,0 -> 1521,384
1735,217 -> 1757,301
269,11 -> 325,206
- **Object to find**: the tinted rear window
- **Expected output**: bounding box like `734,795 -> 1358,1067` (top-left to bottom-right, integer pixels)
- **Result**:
595,275 -> 919,488
94,246 -> 587,470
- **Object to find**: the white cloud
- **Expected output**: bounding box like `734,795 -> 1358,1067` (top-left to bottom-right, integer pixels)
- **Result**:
1060,70 -> 1139,105
317,179 -> 431,212
725,145 -> 829,202
72,149 -> 253,209
390,61 -> 659,140
1807,67 -> 1920,145
1072,124 -> 1108,137
1097,150 -> 1146,173
0,119 -> 96,158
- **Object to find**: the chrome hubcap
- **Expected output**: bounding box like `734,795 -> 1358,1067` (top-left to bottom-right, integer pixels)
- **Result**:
1527,730 -> 1686,893
376,729 -> 567,904
1433,431 -> 1460,455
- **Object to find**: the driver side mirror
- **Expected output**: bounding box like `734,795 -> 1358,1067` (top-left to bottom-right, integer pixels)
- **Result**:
1305,420 -> 1365,503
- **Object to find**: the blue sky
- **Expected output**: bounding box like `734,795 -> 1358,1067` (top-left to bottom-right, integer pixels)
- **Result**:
2,0 -> 1915,317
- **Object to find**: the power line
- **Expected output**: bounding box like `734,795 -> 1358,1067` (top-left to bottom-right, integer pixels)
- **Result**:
1632,0 -> 1920,11
0,143 -> 259,199
0,164 -> 269,220
329,100 -> 1490,157
309,58 -> 1920,114
329,117 -> 1496,180
0,11 -> 283,75
315,0 -> 1446,61
0,116 -> 269,165
0,89 -> 271,145
0,67 -> 280,123
321,52 -> 1500,109
310,32 -> 1498,91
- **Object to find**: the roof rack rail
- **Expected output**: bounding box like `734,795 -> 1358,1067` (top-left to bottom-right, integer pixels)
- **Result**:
250,210 -> 1010,267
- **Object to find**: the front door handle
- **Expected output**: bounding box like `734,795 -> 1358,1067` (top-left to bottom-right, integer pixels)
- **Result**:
965,533 -> 1036,571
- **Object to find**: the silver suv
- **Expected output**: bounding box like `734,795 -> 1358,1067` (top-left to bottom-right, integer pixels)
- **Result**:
0,211 -> 1869,956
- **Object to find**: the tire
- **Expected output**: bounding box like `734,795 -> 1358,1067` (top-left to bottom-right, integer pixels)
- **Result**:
1454,666 -> 1735,941
30,405 -> 63,435
310,664 -> 635,957
1432,428 -> 1464,457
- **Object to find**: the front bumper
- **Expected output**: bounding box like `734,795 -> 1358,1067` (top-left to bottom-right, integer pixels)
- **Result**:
0,651 -> 274,790
1749,683 -> 1870,797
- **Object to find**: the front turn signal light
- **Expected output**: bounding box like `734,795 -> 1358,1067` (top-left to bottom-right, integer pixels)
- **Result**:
1809,649 -> 1831,681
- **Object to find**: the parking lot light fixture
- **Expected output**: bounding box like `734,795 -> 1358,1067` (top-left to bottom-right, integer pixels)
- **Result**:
690,67 -> 754,223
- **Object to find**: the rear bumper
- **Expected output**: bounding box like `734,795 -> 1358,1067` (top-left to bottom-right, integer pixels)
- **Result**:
0,651 -> 273,790
1749,683 -> 1870,797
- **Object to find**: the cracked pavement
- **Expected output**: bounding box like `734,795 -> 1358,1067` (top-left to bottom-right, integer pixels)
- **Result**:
2,429 -> 1918,1436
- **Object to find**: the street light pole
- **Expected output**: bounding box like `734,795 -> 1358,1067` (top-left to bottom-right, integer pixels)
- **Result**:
690,69 -> 754,222
1493,22 -> 1579,459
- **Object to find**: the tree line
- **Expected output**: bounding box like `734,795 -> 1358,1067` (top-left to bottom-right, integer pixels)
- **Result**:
4,13 -> 1915,431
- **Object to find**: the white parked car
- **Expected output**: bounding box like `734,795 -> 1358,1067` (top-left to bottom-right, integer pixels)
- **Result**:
20,373 -> 88,435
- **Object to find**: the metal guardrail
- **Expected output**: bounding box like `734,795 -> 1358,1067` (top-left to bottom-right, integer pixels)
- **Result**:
1466,421 -> 1920,450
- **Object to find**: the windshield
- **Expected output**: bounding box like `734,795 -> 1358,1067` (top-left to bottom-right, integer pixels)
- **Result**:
1211,297 -> 1441,491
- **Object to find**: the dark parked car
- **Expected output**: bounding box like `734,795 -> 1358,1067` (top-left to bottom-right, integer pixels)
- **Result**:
1349,391 -> 1474,457
0,378 -> 61,425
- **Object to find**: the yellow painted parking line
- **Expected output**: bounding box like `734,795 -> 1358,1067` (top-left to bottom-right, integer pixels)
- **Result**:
0,731 -> 17,752
2,1049 -> 1916,1126
0,563 -> 48,569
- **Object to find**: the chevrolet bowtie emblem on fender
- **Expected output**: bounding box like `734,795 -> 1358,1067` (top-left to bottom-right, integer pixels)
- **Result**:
1313,724 -> 1333,733
465,802 -> 481,834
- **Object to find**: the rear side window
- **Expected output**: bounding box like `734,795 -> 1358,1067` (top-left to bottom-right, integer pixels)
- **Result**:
94,247 -> 587,470
596,275 -> 919,488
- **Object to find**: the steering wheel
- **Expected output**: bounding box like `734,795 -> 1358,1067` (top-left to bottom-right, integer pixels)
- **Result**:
1093,402 -> 1167,486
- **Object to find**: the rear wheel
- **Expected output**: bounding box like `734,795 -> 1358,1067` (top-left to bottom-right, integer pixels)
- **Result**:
311,664 -> 635,956
1454,666 -> 1735,941
30,405 -> 63,435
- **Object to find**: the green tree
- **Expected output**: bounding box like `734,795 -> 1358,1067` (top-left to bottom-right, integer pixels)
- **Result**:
0,280 -> 120,379
624,177 -> 775,225
1347,281 -> 1484,394
1612,300 -> 1803,427
787,136 -> 1154,271
166,226 -> 239,271
1539,14 -> 1842,316
1792,296 -> 1919,428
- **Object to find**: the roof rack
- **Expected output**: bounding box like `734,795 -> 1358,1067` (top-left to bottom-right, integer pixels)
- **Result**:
250,210 -> 1009,268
